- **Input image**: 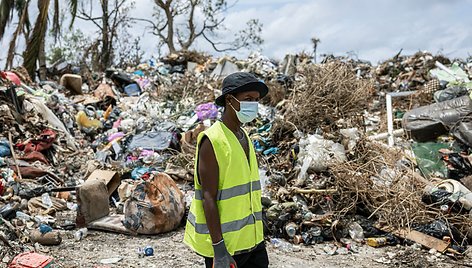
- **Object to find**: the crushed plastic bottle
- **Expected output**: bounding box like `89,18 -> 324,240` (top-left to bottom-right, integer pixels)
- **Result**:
270,238 -> 293,252
348,222 -> 365,242
41,193 -> 53,208
76,111 -> 102,129
366,237 -> 388,247
74,228 -> 88,241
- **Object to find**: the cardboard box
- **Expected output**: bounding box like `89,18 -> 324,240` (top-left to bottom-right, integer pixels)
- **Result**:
76,179 -> 109,226
85,169 -> 121,196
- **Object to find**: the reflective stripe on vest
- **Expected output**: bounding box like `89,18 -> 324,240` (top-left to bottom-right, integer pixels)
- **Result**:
183,121 -> 264,257
187,211 -> 262,234
194,180 -> 261,201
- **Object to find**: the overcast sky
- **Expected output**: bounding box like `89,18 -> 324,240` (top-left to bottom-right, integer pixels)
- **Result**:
1,0 -> 472,67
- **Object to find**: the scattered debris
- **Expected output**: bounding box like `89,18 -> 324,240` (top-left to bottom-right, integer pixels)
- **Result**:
1,50 -> 472,266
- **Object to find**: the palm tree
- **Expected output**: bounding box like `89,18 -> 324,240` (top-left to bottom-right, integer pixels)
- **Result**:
0,0 -> 77,80
1,0 -> 31,70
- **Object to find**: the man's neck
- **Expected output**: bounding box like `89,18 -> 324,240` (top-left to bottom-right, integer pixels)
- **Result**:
221,112 -> 241,133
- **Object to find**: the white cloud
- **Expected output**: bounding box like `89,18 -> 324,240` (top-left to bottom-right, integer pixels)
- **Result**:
223,0 -> 472,63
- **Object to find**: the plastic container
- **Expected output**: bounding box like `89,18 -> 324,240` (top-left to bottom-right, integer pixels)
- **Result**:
270,238 -> 293,252
348,222 -> 365,242
74,228 -> 88,241
366,237 -> 388,247
41,193 -> 53,208
144,246 -> 154,256
285,222 -> 298,238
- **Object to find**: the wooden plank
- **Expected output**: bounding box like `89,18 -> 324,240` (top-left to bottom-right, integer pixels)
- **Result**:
402,230 -> 450,253
376,225 -> 450,253
386,227 -> 449,253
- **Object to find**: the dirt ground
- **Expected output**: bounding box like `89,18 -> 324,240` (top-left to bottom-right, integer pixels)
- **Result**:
21,228 -> 466,268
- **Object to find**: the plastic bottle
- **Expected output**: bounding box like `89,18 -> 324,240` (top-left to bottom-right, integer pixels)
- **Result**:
144,246 -> 154,256
285,222 -> 298,238
348,222 -> 364,242
440,204 -> 449,212
366,237 -> 388,247
270,238 -> 293,252
15,211 -> 32,221
41,193 -> 53,208
74,228 -> 88,241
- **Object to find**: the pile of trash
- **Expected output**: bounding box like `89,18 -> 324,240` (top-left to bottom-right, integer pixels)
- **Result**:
259,52 -> 472,257
1,49 -> 472,265
374,51 -> 453,92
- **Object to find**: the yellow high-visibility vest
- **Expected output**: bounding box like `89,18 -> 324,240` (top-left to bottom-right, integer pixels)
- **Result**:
184,121 -> 264,257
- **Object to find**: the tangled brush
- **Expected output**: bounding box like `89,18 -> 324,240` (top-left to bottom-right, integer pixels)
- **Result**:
284,62 -> 374,133
331,138 -> 472,244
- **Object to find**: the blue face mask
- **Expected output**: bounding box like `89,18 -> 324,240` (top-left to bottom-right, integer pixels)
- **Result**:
230,97 -> 259,124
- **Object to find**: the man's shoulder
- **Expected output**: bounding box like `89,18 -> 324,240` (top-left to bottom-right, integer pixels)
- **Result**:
204,121 -> 223,136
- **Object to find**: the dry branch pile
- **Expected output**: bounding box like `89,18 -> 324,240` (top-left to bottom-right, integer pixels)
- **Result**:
284,62 -> 375,133
331,138 -> 472,245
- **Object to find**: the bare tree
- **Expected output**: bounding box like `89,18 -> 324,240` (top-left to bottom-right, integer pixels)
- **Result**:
76,0 -> 134,71
134,0 -> 263,54
115,32 -> 145,68
1,0 -> 77,79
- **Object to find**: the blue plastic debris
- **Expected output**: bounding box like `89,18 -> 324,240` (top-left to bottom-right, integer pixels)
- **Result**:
263,147 -> 279,155
0,140 -> 11,157
124,83 -> 141,97
39,223 -> 53,234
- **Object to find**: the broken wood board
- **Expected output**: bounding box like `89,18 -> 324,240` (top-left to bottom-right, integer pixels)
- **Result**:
379,226 -> 450,253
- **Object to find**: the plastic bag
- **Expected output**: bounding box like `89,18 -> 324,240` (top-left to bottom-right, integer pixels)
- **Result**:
402,95 -> 472,142
76,111 -> 102,129
123,172 -> 185,234
0,140 -> 11,157
412,142 -> 452,178
297,134 -> 346,180
441,152 -> 472,179
340,128 -> 360,152
414,220 -> 450,240
195,103 -> 218,121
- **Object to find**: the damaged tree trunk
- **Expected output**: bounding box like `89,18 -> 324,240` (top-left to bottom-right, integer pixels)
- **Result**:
23,0 -> 50,80
38,36 -> 47,81
101,0 -> 110,71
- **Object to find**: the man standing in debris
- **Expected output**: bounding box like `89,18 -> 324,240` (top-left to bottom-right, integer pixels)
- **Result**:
184,72 -> 269,268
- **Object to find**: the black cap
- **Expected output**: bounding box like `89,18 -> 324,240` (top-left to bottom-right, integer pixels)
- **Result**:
215,72 -> 269,107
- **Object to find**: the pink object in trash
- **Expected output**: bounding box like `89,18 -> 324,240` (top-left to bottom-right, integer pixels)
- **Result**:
195,103 -> 218,121
8,252 -> 54,268
4,71 -> 21,85
140,150 -> 154,157
113,118 -> 122,129
108,132 -> 125,142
